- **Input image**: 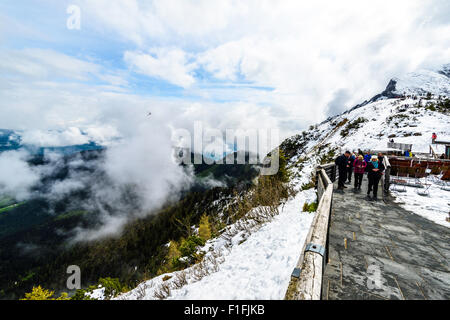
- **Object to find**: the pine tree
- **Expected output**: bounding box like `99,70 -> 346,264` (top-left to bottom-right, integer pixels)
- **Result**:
21,286 -> 70,300
157,240 -> 183,274
21,286 -> 54,300
98,277 -> 124,299
198,213 -> 212,241
276,149 -> 290,183
167,240 -> 181,260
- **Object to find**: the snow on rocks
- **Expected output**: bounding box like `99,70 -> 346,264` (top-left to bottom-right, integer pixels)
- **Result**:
86,286 -> 105,300
392,67 -> 450,97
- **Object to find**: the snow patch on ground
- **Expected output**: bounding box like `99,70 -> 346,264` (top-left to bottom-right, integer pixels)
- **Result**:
87,286 -> 105,300
390,176 -> 450,228
168,191 -> 315,300
118,189 -> 316,300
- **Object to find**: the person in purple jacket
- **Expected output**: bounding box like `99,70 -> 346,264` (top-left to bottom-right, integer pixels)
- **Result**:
353,155 -> 367,190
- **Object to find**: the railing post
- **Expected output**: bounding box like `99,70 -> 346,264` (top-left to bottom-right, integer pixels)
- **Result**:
383,156 -> 391,194
315,166 -> 321,189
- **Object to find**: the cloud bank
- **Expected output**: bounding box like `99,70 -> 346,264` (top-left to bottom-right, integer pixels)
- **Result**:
0,150 -> 40,200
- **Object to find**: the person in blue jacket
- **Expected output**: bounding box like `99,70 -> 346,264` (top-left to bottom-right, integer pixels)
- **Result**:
364,151 -> 372,163
363,152 -> 372,173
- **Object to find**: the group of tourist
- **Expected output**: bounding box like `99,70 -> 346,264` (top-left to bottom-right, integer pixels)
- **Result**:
335,150 -> 385,201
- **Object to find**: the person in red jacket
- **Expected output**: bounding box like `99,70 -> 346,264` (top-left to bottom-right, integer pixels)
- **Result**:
353,155 -> 367,190
432,132 -> 437,143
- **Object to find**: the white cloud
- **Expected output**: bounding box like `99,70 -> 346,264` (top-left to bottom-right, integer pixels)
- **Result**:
0,48 -> 128,90
196,40 -> 244,81
103,122 -> 193,208
2,0 -> 450,135
20,127 -> 90,147
124,48 -> 196,87
0,150 -> 39,200
0,48 -> 99,80
49,179 -> 85,199
78,0 -> 240,46
69,121 -> 194,241
76,0 -> 450,121
84,125 -> 121,146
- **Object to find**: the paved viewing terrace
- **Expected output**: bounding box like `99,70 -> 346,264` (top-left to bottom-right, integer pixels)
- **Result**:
322,175 -> 450,299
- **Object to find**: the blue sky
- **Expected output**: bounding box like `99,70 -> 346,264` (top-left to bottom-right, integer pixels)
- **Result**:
0,0 -> 449,147
0,0 -> 274,102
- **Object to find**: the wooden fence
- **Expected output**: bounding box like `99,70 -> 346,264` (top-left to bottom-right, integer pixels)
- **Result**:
285,156 -> 393,299
285,163 -> 335,300
387,142 -> 412,151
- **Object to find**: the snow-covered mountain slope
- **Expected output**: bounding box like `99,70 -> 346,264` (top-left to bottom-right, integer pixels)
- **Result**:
328,96 -> 449,153
112,64 -> 449,301
115,190 -> 315,300
342,64 -> 450,117
281,64 -> 450,230
284,64 -> 450,159
392,64 -> 450,97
